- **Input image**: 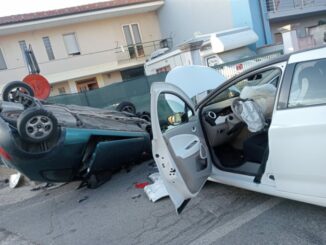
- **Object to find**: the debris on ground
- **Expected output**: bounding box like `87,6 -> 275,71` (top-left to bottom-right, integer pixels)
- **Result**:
30,182 -> 66,191
144,172 -> 169,202
131,194 -> 141,199
78,196 -> 89,203
9,172 -> 23,189
134,182 -> 149,189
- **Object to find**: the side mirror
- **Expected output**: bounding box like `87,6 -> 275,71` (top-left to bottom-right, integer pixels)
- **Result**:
167,112 -> 185,126
228,88 -> 240,98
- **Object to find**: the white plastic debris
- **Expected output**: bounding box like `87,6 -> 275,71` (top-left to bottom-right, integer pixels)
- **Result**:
144,172 -> 169,202
9,172 -> 22,188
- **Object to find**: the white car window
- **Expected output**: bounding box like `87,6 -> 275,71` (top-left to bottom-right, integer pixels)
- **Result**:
288,59 -> 326,108
209,69 -> 280,105
157,93 -> 194,133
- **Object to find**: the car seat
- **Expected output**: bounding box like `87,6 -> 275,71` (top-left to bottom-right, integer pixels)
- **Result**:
300,66 -> 326,104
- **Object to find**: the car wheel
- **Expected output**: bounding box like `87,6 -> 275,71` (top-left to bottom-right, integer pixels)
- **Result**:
140,111 -> 151,122
2,81 -> 35,107
17,108 -> 58,143
116,101 -> 136,114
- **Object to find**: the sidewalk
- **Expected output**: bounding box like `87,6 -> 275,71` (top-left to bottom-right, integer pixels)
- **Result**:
0,166 -> 40,207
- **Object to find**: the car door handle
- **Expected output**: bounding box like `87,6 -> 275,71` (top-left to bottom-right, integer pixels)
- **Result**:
185,140 -> 198,150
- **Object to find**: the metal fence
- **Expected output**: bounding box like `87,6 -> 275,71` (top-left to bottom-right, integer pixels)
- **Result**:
47,50 -> 283,110
47,73 -> 168,112
265,0 -> 326,13
213,50 -> 283,79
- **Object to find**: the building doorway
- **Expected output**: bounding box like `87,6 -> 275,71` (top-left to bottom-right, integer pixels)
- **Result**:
76,77 -> 99,92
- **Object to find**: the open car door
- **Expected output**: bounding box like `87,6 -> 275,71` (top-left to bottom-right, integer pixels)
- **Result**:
151,82 -> 212,213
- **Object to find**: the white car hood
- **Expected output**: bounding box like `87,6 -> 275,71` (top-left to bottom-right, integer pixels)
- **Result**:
165,66 -> 226,100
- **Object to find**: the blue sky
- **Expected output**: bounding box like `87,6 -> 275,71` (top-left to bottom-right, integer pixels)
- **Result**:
0,0 -> 107,17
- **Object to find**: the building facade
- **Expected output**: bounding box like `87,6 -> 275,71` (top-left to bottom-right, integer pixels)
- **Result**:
262,0 -> 326,48
157,0 -> 273,49
0,0 -> 166,96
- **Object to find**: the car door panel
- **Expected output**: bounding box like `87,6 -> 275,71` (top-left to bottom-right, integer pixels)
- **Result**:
164,118 -> 210,194
270,57 -> 326,198
151,82 -> 211,213
269,105 -> 326,197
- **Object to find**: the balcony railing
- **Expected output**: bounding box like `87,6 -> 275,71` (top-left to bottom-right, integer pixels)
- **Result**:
0,38 -> 172,83
114,38 -> 173,63
265,0 -> 326,18
214,50 -> 283,79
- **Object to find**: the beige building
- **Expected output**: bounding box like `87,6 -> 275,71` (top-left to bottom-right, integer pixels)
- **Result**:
0,0 -> 166,96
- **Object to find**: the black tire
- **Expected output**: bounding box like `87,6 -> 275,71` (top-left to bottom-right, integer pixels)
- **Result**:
17,108 -> 58,143
116,101 -> 136,114
2,81 -> 34,107
140,111 -> 151,122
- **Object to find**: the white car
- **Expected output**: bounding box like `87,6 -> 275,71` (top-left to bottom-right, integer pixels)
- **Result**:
150,46 -> 326,213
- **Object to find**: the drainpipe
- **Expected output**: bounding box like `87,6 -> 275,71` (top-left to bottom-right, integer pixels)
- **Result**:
258,0 -> 268,45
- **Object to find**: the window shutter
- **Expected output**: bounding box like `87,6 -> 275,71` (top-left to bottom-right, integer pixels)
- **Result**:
63,33 -> 80,55
42,36 -> 55,60
131,24 -> 142,44
0,48 -> 7,70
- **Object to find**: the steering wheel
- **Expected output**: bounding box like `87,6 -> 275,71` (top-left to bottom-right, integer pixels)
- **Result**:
231,98 -> 246,121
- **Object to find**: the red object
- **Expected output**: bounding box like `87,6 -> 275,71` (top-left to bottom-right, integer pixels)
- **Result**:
0,147 -> 12,161
134,182 -> 149,189
23,74 -> 51,100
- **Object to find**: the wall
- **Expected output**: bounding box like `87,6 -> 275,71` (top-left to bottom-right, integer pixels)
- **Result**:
270,13 -> 326,41
157,0 -> 233,47
49,70 -> 123,96
51,81 -> 71,96
231,0 -> 273,47
0,11 -> 161,85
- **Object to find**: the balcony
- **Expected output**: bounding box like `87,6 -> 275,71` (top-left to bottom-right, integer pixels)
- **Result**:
0,38 -> 172,84
265,0 -> 326,20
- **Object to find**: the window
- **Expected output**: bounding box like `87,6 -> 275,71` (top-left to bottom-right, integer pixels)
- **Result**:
157,93 -> 194,133
63,33 -> 80,55
58,87 -> 66,95
42,36 -> 55,60
123,24 -> 144,58
19,40 -> 28,62
209,69 -> 281,105
288,59 -> 326,108
0,48 -> 7,70
120,67 -> 144,80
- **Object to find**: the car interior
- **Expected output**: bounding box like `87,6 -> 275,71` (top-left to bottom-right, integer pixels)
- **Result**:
199,68 -> 282,177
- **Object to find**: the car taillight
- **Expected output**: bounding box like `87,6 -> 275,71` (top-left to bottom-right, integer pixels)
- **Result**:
0,147 -> 11,160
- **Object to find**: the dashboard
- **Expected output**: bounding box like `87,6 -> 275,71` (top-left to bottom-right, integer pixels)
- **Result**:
202,106 -> 243,147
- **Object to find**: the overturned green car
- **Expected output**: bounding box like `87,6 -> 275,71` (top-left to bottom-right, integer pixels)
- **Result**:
0,81 -> 151,188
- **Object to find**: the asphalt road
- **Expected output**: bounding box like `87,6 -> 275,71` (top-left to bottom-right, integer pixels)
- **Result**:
0,161 -> 326,245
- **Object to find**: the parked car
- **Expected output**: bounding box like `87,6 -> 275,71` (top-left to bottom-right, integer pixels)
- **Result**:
150,46 -> 326,213
0,81 -> 151,188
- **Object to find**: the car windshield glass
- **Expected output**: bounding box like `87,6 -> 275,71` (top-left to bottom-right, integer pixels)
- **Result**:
208,69 -> 280,105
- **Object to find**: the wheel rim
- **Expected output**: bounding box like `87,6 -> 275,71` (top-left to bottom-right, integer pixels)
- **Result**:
122,105 -> 134,113
8,87 -> 33,106
25,115 -> 53,140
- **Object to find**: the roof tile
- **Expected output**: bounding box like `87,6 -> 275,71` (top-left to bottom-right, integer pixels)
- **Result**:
0,0 -> 157,26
